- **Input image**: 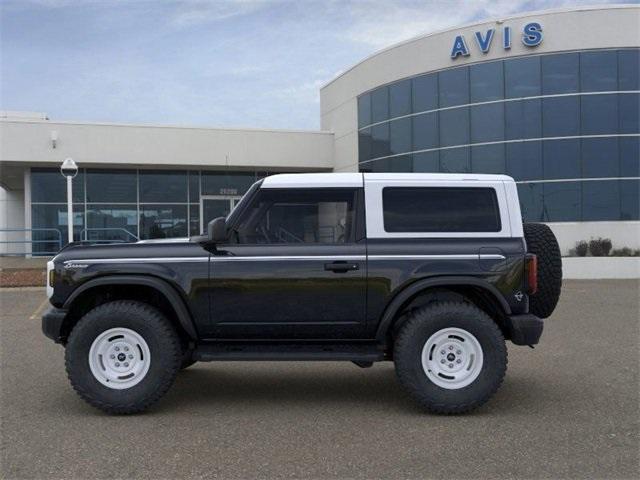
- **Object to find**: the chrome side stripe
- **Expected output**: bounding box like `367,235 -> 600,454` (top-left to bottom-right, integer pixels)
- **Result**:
64,257 -> 210,264
368,254 -> 505,261
65,253 -> 505,265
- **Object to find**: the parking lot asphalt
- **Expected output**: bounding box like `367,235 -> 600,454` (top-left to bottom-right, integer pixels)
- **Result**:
1,280 -> 639,479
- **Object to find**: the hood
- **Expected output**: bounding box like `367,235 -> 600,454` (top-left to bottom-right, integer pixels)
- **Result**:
52,238 -> 198,263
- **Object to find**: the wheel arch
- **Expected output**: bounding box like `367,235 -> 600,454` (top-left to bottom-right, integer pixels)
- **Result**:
62,275 -> 198,341
375,276 -> 512,345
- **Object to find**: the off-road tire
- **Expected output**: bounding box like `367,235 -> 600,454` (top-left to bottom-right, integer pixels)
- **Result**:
65,300 -> 182,414
524,222 -> 562,319
394,301 -> 507,414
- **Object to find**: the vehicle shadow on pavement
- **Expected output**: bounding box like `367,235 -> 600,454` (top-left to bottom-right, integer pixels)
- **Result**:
149,363 -> 554,416
157,363 -> 414,412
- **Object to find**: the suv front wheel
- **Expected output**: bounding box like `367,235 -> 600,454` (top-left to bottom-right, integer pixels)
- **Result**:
65,300 -> 182,414
394,301 -> 507,414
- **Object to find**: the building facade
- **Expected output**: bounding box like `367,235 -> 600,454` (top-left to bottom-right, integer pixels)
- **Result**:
1,5 -> 639,255
320,4 -> 640,253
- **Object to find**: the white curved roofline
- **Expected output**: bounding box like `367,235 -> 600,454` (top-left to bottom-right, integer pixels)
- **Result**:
320,4 -> 638,91
261,172 -> 514,188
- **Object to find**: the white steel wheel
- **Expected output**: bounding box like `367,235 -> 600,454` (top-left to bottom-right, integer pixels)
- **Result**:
421,327 -> 484,390
88,327 -> 151,390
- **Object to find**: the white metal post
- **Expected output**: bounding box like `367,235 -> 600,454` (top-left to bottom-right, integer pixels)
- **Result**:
66,175 -> 73,244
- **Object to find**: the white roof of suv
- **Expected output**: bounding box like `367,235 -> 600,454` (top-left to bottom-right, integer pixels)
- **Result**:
262,172 -> 514,189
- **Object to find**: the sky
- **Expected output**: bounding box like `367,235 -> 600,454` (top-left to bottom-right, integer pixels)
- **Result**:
0,0 -> 632,130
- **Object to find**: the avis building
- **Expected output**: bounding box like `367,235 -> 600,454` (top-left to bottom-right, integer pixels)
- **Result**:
1,5 -> 638,256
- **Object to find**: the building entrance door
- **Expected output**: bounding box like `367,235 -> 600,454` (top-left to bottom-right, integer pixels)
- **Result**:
200,195 -> 242,233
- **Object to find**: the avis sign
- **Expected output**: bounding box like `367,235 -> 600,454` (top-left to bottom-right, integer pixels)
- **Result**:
450,22 -> 543,59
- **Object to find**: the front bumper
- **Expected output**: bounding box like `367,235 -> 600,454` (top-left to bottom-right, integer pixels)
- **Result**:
506,313 -> 543,346
42,306 -> 68,344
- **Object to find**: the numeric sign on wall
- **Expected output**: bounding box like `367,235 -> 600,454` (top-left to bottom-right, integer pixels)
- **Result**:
450,22 -> 543,59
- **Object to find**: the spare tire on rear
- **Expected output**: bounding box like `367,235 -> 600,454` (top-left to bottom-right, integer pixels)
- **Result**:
523,223 -> 562,319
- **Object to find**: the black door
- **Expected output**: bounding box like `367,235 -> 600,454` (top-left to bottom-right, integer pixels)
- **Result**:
204,187 -> 367,339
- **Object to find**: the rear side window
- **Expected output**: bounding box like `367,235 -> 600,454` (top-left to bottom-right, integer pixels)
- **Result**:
382,187 -> 501,232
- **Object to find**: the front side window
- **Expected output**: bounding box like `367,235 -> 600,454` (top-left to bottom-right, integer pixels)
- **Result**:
234,189 -> 357,244
383,187 -> 501,233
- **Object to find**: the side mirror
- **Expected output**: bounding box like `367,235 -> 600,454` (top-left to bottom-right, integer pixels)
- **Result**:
207,217 -> 227,243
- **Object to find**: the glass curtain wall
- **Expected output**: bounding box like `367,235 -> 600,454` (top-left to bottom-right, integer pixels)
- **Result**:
30,168 -> 276,253
357,48 -> 640,222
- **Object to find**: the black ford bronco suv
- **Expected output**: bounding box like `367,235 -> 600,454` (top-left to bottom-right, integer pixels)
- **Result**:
42,173 -> 562,414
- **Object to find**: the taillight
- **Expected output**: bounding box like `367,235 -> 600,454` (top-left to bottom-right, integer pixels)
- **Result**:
526,254 -> 538,295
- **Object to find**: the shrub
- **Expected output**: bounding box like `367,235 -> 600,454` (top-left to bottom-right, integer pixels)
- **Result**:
574,240 -> 589,257
611,247 -> 640,257
589,237 -> 612,257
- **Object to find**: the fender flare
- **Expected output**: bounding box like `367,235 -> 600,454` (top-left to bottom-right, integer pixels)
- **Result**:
63,275 -> 198,339
375,276 -> 512,343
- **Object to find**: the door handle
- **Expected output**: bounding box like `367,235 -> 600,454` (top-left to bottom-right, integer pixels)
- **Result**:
324,261 -> 359,273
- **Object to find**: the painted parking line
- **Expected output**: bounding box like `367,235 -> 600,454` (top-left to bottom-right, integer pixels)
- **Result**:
0,286 -> 44,292
29,296 -> 50,320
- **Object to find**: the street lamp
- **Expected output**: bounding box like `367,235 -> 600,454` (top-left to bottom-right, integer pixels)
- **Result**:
60,158 -> 78,244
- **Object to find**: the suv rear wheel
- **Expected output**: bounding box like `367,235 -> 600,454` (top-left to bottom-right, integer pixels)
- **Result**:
65,300 -> 182,414
394,301 -> 507,414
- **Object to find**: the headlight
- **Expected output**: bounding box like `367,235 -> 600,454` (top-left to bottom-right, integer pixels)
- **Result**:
46,261 -> 55,299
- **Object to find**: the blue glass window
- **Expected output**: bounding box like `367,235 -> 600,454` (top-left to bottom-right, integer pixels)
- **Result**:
412,74 -> 438,113
618,49 -> 640,91
581,51 -> 617,92
439,67 -> 469,107
620,137 -> 640,177
543,182 -> 581,222
542,53 -> 579,94
505,57 -> 541,98
440,148 -> 470,173
517,183 -> 544,222
619,93 -> 640,134
139,205 -> 188,239
470,103 -> 504,142
543,96 -> 579,137
389,79 -> 412,118
471,144 -> 505,173
371,87 -> 389,123
620,179 -> 640,220
505,99 -> 542,140
366,158 -> 392,173
582,138 -> 619,178
387,155 -> 413,172
87,205 -> 137,241
371,123 -> 390,158
189,204 -> 200,236
31,169 -> 84,203
413,151 -> 439,172
389,118 -> 411,155
31,204 -> 84,251
506,142 -> 543,181
358,94 -> 372,128
439,108 -> 469,147
412,112 -> 438,151
581,94 -> 618,135
188,171 -> 200,203
543,139 -> 580,180
139,170 -> 187,203
470,61 -> 504,102
582,180 -> 620,221
358,128 -> 372,162
86,170 -> 136,203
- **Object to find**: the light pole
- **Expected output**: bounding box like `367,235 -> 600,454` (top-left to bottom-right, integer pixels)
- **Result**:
60,158 -> 78,244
